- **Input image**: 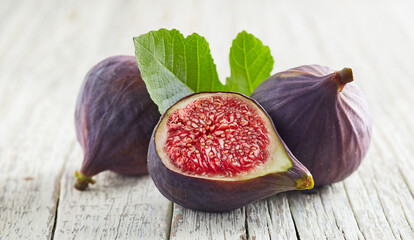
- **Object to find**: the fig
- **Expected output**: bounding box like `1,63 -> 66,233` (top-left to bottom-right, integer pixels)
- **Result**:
251,65 -> 372,187
74,55 -> 160,190
148,92 -> 313,212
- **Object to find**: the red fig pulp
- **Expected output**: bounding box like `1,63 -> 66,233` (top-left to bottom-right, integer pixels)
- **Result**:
74,56 -> 160,190
165,95 -> 271,176
251,65 -> 372,187
148,92 -> 313,212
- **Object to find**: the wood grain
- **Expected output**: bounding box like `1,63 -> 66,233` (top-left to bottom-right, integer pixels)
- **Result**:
1,0 -> 414,239
170,204 -> 246,240
0,0 -> 77,238
53,148 -> 171,240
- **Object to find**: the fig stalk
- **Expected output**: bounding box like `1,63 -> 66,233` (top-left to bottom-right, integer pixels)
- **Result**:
74,171 -> 96,191
296,173 -> 314,190
334,67 -> 353,92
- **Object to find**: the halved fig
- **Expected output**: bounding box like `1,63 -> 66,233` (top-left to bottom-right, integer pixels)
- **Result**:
148,92 -> 313,212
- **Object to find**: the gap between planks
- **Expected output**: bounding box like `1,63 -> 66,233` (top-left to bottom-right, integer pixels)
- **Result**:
50,141 -> 77,240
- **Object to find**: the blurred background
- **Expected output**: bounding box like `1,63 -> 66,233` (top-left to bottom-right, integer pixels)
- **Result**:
1,0 -> 412,114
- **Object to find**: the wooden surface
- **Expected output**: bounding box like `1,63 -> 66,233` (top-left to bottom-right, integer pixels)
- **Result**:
1,0 -> 414,239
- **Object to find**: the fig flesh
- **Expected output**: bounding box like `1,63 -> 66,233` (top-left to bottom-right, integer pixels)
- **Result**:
74,56 -> 160,190
251,65 -> 372,187
148,92 -> 313,212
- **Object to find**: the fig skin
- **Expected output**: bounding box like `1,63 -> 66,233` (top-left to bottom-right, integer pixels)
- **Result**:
148,92 -> 313,212
74,55 -> 160,190
251,65 -> 372,187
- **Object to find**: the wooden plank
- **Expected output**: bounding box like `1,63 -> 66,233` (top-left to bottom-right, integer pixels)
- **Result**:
367,138 -> 414,239
53,149 -> 172,240
0,0 -> 78,238
169,204 -> 246,240
342,169 -> 395,239
245,200 -> 272,240
0,104 -> 74,239
288,190 -> 348,240
292,184 -> 365,240
258,194 -> 297,240
0,70 -> 76,239
365,101 -> 414,238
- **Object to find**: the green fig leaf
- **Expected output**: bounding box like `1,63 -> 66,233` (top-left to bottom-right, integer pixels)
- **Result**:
134,29 -> 225,114
226,31 -> 274,96
134,29 -> 273,113
185,33 -> 227,92
133,29 -> 192,114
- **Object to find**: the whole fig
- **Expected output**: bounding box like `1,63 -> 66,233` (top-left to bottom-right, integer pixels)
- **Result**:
251,65 -> 372,187
148,92 -> 313,212
74,55 -> 160,190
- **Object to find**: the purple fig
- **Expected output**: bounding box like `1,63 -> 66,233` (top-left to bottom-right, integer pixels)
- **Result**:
74,55 -> 160,190
148,92 -> 313,212
251,65 -> 372,187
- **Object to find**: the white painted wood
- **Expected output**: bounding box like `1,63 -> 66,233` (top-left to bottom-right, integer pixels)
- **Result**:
0,105 -> 74,240
53,147 -> 171,240
169,204 -> 246,240
260,194 -> 297,240
342,171 -> 396,239
245,200 -> 272,240
368,139 -> 414,239
1,0 -> 414,239
317,185 -> 365,240
0,0 -> 79,238
288,191 -> 347,240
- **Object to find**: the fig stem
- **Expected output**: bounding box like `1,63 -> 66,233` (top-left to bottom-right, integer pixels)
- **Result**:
74,171 -> 96,191
334,68 -> 353,92
295,173 -> 314,190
